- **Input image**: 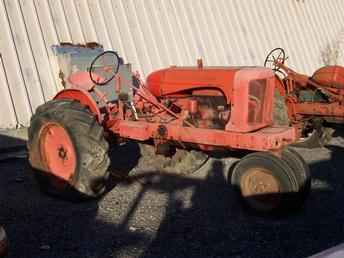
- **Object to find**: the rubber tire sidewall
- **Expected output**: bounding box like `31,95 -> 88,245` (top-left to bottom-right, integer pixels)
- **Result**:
231,152 -> 298,214
28,100 -> 110,201
281,148 -> 311,203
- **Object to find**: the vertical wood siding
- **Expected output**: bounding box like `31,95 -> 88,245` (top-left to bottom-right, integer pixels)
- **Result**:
0,0 -> 344,128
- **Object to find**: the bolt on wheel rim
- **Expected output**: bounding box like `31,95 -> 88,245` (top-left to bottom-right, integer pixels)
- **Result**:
240,167 -> 281,211
39,123 -> 76,181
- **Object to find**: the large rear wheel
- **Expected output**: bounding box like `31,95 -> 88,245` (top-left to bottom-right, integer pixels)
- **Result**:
28,99 -> 110,200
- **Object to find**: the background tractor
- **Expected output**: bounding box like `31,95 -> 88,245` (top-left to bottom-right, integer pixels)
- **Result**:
265,47 -> 344,148
27,51 -> 311,214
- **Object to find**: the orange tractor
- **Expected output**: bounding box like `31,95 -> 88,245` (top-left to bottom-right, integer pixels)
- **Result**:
28,51 -> 311,214
265,47 -> 344,148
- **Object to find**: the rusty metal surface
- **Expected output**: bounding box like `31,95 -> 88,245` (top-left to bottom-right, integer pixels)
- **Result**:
312,66 -> 344,89
240,167 -> 281,212
1,0 -> 344,128
240,168 -> 280,197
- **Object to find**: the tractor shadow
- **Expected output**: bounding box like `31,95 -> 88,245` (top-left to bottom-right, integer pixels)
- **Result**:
0,150 -> 148,257
104,139 -> 344,258
108,141 -> 142,176
137,154 -> 344,258
0,133 -> 344,257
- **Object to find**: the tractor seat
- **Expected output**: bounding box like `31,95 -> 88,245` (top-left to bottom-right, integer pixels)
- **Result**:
311,65 -> 344,89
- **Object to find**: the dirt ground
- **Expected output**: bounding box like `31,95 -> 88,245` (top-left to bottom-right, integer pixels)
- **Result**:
1,130 -> 344,258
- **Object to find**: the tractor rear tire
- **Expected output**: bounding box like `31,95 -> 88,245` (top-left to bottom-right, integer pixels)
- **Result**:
28,99 -> 110,201
281,148 -> 311,206
230,152 -> 299,214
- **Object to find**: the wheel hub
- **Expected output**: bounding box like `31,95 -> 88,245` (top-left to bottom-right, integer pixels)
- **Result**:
58,147 -> 67,160
240,167 -> 281,211
39,123 -> 76,181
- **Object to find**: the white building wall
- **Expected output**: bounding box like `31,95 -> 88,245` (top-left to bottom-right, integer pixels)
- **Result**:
0,0 -> 344,128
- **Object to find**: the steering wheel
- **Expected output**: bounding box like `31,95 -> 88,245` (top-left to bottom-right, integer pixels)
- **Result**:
89,51 -> 120,85
264,48 -> 287,75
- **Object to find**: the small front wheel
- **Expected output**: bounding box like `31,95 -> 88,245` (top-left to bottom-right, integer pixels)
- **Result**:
231,152 -> 299,214
281,148 -> 311,205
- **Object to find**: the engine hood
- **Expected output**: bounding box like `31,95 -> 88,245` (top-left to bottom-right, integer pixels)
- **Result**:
146,66 -> 273,99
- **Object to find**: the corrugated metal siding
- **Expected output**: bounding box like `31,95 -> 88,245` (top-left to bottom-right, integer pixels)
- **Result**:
0,0 -> 344,128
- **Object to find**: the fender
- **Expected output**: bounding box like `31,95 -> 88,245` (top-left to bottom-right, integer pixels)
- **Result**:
54,88 -> 102,122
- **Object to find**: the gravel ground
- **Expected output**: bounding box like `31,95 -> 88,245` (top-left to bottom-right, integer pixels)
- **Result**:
1,131 -> 344,258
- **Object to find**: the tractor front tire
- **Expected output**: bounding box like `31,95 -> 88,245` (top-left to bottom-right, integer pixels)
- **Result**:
231,152 -> 299,214
281,148 -> 311,205
28,99 -> 110,201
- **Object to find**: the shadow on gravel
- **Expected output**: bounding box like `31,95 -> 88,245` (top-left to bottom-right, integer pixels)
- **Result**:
135,157 -> 344,258
0,134 -> 344,258
105,148 -> 344,258
0,161 -> 150,258
0,134 -> 27,161
126,144 -> 344,258
0,136 -> 150,258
